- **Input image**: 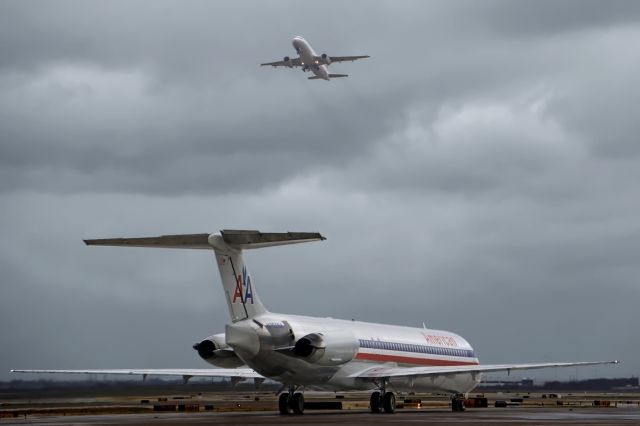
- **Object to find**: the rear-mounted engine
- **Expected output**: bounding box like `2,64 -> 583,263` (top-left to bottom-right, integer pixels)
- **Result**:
292,331 -> 358,366
193,334 -> 245,368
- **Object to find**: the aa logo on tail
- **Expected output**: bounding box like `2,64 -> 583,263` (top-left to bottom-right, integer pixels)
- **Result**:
232,266 -> 254,304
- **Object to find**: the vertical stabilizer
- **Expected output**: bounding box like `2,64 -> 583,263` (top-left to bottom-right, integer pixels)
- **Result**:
209,235 -> 267,322
209,230 -> 325,322
84,230 -> 326,323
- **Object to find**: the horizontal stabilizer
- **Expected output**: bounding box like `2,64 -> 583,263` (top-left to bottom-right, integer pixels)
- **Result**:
83,230 -> 326,250
84,233 -> 211,249
221,230 -> 325,249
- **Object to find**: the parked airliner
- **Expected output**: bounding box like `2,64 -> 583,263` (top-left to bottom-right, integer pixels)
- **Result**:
13,230 -> 618,415
261,36 -> 369,80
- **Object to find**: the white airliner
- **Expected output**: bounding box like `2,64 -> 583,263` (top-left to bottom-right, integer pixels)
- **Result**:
261,36 -> 369,80
13,230 -> 618,415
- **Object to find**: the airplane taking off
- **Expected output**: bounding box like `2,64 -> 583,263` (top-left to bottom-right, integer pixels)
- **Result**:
13,230 -> 618,415
261,36 -> 369,80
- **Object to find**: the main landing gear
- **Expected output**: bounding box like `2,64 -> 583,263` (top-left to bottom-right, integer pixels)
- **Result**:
451,393 -> 466,412
278,385 -> 304,415
370,380 -> 396,414
370,391 -> 396,413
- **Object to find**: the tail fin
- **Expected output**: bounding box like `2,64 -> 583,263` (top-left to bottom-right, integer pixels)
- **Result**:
84,230 -> 326,322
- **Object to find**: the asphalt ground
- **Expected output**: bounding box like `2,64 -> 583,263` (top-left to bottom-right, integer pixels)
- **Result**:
2,388 -> 639,425
2,408 -> 640,425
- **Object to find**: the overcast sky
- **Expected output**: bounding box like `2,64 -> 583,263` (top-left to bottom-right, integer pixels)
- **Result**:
1,0 -> 638,382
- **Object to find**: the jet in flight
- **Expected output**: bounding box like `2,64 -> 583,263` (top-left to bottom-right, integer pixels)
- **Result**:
261,36 -> 369,80
13,230 -> 618,415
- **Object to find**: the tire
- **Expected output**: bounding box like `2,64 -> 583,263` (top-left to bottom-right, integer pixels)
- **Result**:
382,392 -> 396,414
278,393 -> 291,415
370,391 -> 382,413
452,398 -> 466,412
290,392 -> 304,415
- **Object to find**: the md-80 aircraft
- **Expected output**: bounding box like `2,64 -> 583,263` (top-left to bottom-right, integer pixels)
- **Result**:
13,230 -> 618,415
261,36 -> 369,80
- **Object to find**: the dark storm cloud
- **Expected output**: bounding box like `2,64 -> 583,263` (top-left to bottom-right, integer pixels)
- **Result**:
0,84 -> 392,194
0,0 -> 400,195
470,1 -> 640,37
1,1 -> 639,381
4,0 -> 638,196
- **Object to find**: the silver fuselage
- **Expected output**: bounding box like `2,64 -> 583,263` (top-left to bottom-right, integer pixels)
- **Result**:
216,312 -> 482,393
292,36 -> 330,80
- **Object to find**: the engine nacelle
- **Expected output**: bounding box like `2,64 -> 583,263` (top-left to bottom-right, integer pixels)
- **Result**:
193,333 -> 245,368
291,330 -> 358,366
321,53 -> 331,65
283,56 -> 293,68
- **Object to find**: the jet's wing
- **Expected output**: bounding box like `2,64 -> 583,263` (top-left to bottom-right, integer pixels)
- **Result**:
260,57 -> 302,67
11,368 -> 264,380
317,55 -> 370,63
350,360 -> 619,379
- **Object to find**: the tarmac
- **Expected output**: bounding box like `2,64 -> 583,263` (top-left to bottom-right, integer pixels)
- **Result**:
2,387 -> 640,425
2,409 -> 640,425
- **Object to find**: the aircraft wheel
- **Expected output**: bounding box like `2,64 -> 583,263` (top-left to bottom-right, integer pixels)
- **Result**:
369,391 -> 382,413
278,393 -> 291,415
451,398 -> 466,412
382,391 -> 396,414
290,392 -> 304,415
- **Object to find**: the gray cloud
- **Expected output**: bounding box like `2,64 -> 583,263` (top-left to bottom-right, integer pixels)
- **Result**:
1,1 -> 638,381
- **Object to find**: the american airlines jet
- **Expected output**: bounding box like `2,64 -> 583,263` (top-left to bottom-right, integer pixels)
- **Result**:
13,230 -> 618,415
261,36 -> 369,80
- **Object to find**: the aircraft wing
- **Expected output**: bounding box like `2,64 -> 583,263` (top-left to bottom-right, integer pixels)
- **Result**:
350,360 -> 619,379
11,368 -> 264,380
318,55 -> 370,63
260,58 -> 302,67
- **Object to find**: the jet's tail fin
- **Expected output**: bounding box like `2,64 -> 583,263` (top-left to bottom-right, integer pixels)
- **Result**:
84,230 -> 326,322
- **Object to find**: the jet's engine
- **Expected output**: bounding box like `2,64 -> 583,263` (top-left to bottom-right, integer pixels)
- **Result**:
291,331 -> 358,366
193,333 -> 245,368
321,53 -> 331,65
283,56 -> 293,68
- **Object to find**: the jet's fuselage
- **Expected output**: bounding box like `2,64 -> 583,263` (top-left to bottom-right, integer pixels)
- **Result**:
221,312 -> 481,393
292,36 -> 329,80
